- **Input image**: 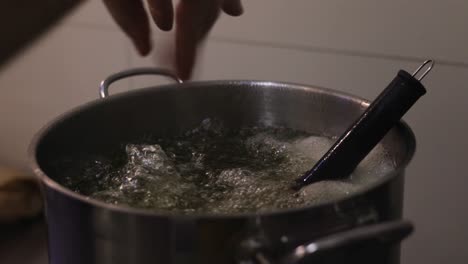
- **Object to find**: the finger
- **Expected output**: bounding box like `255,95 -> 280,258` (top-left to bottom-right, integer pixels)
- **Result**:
222,0 -> 243,16
175,0 -> 222,80
103,0 -> 151,56
147,0 -> 174,31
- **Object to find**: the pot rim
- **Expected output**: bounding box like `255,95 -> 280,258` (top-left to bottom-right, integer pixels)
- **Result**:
28,80 -> 416,220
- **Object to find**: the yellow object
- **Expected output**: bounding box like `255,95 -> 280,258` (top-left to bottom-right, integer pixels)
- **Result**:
0,167 -> 43,222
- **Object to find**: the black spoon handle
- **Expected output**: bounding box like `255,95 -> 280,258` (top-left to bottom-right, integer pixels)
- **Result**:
294,60 -> 434,190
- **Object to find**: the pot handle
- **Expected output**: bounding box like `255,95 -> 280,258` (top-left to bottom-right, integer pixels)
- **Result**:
243,220 -> 413,264
99,68 -> 183,98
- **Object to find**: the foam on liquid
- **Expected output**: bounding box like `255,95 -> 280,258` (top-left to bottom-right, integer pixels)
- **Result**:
57,119 -> 395,214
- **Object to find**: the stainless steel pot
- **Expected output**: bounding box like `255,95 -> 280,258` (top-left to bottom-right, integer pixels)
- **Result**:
29,68 -> 417,264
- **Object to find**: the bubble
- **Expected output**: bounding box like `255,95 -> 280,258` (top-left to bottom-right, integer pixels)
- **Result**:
291,136 -> 335,162
299,181 -> 358,204
57,120 -> 396,214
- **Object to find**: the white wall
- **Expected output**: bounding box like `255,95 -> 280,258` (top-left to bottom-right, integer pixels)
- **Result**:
1,1 -> 467,263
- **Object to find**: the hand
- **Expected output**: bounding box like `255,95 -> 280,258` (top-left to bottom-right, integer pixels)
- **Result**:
103,0 -> 243,80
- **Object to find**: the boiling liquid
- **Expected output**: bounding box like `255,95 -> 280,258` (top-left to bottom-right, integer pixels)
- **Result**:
58,119 -> 395,214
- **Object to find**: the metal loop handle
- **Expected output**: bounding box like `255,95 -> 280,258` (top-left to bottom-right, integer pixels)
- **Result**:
99,68 -> 183,98
243,220 -> 413,264
412,59 -> 435,81
277,220 -> 413,264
